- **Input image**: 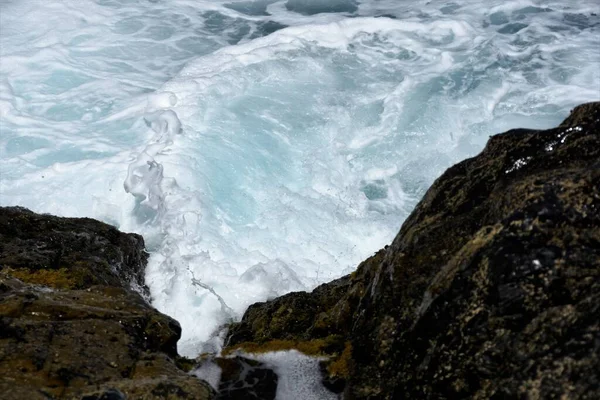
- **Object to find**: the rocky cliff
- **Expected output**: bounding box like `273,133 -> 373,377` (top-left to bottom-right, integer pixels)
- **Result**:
0,207 -> 213,399
225,102 -> 600,399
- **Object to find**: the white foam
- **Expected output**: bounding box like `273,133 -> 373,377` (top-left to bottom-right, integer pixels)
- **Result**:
192,359 -> 222,391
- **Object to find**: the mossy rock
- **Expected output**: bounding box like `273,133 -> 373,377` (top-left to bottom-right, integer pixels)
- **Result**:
4,266 -> 78,289
223,335 -> 345,357
224,102 -> 600,398
0,208 -> 214,399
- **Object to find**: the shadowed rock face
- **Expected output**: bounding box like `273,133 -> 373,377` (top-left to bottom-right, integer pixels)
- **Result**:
225,102 -> 600,399
0,207 -> 213,400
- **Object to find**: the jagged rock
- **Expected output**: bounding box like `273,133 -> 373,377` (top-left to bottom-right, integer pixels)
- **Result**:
225,102 -> 600,399
0,207 -> 214,399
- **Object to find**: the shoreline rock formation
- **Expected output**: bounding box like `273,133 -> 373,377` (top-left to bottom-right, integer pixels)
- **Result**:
224,102 -> 600,398
1,102 -> 598,399
0,207 -> 213,399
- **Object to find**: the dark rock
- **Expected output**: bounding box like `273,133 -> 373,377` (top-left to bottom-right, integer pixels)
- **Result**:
226,275 -> 353,345
224,102 -> 600,399
0,207 -> 149,295
81,388 -> 126,400
319,359 -> 346,394
190,355 -> 278,400
0,207 -> 214,399
214,356 -> 278,400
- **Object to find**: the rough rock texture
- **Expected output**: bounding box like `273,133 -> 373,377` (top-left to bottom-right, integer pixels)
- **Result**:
0,207 -> 149,295
225,102 -> 600,399
0,207 -> 213,400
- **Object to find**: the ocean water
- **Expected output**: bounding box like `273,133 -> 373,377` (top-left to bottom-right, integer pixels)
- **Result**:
1,0 -> 599,366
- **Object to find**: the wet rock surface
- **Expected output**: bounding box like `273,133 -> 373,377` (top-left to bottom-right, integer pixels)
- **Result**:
190,355 -> 279,400
214,356 -> 278,400
0,207 -> 213,399
225,102 -> 600,399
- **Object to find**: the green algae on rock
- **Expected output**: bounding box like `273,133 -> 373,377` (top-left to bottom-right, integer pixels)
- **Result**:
225,102 -> 600,399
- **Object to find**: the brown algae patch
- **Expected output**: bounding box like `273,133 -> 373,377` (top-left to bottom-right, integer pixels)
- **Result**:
223,335 -> 344,357
5,267 -> 77,289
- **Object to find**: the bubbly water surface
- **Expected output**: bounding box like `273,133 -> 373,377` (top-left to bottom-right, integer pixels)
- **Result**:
2,0 -> 599,364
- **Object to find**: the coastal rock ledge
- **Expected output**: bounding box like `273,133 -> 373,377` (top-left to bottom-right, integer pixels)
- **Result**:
224,102 -> 600,399
1,102 -> 598,400
0,208 -> 213,399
